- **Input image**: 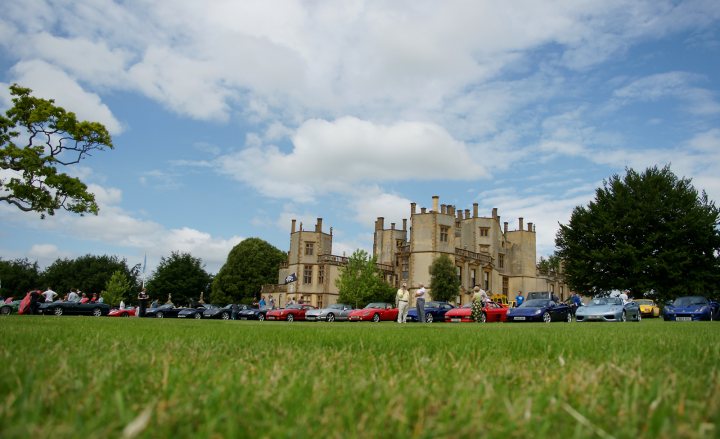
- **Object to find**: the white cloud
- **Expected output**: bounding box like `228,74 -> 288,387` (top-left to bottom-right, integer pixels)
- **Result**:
6,61 -> 123,134
612,72 -> 720,115
217,116 -> 486,201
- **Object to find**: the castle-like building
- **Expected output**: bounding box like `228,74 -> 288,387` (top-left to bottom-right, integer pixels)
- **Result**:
265,196 -> 568,307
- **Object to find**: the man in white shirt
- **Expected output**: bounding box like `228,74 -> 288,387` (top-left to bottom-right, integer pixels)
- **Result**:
42,287 -> 57,303
415,283 -> 427,323
67,289 -> 79,302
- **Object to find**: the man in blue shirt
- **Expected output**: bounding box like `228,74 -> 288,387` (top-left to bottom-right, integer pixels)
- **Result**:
515,292 -> 524,307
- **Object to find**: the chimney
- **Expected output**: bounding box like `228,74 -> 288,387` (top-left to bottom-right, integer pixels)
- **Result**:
504,222 -> 508,233
330,227 -> 333,236
518,217 -> 524,231
441,204 -> 446,214
528,222 -> 533,232
291,219 -> 296,233
316,218 -> 323,233
299,222 -> 303,231
465,209 -> 470,219
421,207 -> 427,214
473,203 -> 478,218
411,202 -> 417,215
391,222 -> 395,230
449,205 -> 455,216
457,209 -> 463,220
492,207 -> 498,219
432,195 -> 439,212
377,217 -> 385,231
402,219 -> 407,230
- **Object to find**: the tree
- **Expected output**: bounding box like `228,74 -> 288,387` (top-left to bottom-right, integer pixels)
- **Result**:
0,84 -> 113,218
211,238 -> 287,304
336,249 -> 395,308
537,253 -> 561,276
41,254 -> 138,298
0,258 -> 41,297
146,252 -> 211,306
429,254 -> 460,302
101,270 -> 132,307
555,165 -> 720,302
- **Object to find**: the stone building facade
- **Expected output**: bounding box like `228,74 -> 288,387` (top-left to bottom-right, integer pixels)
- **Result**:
268,196 -> 568,307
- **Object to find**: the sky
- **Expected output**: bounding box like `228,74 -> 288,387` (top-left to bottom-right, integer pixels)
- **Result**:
1,0 -> 719,276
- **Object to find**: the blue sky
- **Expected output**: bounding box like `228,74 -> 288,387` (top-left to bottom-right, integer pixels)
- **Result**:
1,1 -> 719,275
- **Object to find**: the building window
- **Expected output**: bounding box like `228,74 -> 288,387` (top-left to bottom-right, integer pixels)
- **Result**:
483,271 -> 490,291
502,276 -> 509,294
471,269 -> 476,288
316,294 -> 323,309
479,227 -> 489,237
456,266 -> 462,284
318,265 -> 325,285
498,254 -> 504,269
440,226 -> 449,242
402,258 -> 409,280
305,242 -> 314,256
303,266 -> 313,284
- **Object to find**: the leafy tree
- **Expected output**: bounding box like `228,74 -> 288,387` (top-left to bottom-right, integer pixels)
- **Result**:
101,270 -> 132,307
429,254 -> 460,302
41,254 -> 138,298
146,252 -> 211,306
211,238 -> 287,304
556,165 -> 720,302
537,253 -> 561,275
0,258 -> 41,298
0,84 -> 113,218
336,249 -> 395,308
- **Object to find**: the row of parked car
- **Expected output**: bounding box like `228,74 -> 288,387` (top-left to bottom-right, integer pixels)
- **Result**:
2,294 -> 718,323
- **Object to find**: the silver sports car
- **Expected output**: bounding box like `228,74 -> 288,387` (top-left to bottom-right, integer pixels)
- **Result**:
575,296 -> 641,322
304,303 -> 354,322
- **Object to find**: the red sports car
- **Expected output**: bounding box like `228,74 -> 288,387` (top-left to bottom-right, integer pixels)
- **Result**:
108,307 -> 136,317
348,302 -> 399,322
265,304 -> 316,322
445,302 -> 507,323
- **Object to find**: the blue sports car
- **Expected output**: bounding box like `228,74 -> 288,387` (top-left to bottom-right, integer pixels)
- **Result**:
506,299 -> 572,323
663,296 -> 719,321
407,301 -> 455,323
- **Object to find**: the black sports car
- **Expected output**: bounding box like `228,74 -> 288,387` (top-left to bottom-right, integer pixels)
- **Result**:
39,300 -> 111,317
203,304 -> 250,320
236,306 -> 268,321
145,304 -> 183,318
177,306 -> 207,319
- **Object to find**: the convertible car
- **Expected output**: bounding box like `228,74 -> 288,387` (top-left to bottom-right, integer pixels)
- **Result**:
407,301 -> 455,323
39,300 -> 111,317
0,299 -> 21,315
663,296 -> 719,321
237,306 -> 269,321
266,304 -> 316,322
348,303 -> 398,322
305,303 -> 354,322
634,299 -> 661,318
108,307 -> 136,317
506,299 -> 572,323
202,304 -> 249,320
575,297 -> 641,322
145,304 -> 184,318
444,301 -> 508,323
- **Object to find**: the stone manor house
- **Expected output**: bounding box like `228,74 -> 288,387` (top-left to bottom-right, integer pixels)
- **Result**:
263,196 -> 568,308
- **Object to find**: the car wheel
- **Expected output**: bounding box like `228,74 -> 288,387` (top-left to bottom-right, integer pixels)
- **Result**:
327,313 -> 335,322
425,313 -> 433,323
372,313 -> 380,322
123,313 -> 130,317
194,313 -> 202,319
287,314 -> 294,322
156,312 -> 164,318
92,308 -> 102,317
0,306 -> 11,315
258,313 -> 265,321
566,312 -> 573,323
54,307 -> 63,316
542,312 -> 551,323
636,312 -> 642,322
221,312 -> 230,320
480,313 -> 487,323
620,311 -> 626,322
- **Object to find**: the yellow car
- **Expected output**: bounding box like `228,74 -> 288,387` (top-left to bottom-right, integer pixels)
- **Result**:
490,294 -> 516,308
635,299 -> 660,317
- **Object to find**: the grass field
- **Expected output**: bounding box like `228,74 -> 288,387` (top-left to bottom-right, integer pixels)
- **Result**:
0,316 -> 718,439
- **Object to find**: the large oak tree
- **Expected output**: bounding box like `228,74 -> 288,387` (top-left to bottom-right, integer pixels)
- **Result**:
555,166 -> 720,302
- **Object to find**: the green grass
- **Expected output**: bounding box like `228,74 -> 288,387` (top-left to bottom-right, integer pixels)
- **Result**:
0,317 -> 718,438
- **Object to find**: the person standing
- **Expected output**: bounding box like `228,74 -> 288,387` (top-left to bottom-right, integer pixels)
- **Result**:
67,289 -> 79,302
137,288 -> 149,318
42,287 -> 57,303
396,282 -> 410,323
268,295 -> 275,310
259,295 -> 267,310
415,283 -> 427,323
515,291 -> 524,307
472,286 -> 487,322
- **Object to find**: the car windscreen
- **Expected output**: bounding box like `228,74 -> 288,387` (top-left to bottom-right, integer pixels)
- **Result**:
673,296 -> 708,307
365,303 -> 385,309
634,299 -> 653,305
519,299 -> 549,308
590,297 -> 622,306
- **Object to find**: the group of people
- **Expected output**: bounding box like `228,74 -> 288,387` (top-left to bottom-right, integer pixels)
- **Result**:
395,282 -> 427,323
255,295 -> 277,310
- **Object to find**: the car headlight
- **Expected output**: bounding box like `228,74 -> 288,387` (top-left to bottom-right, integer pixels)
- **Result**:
534,309 -> 542,315
698,306 -> 708,313
506,309 -> 511,315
